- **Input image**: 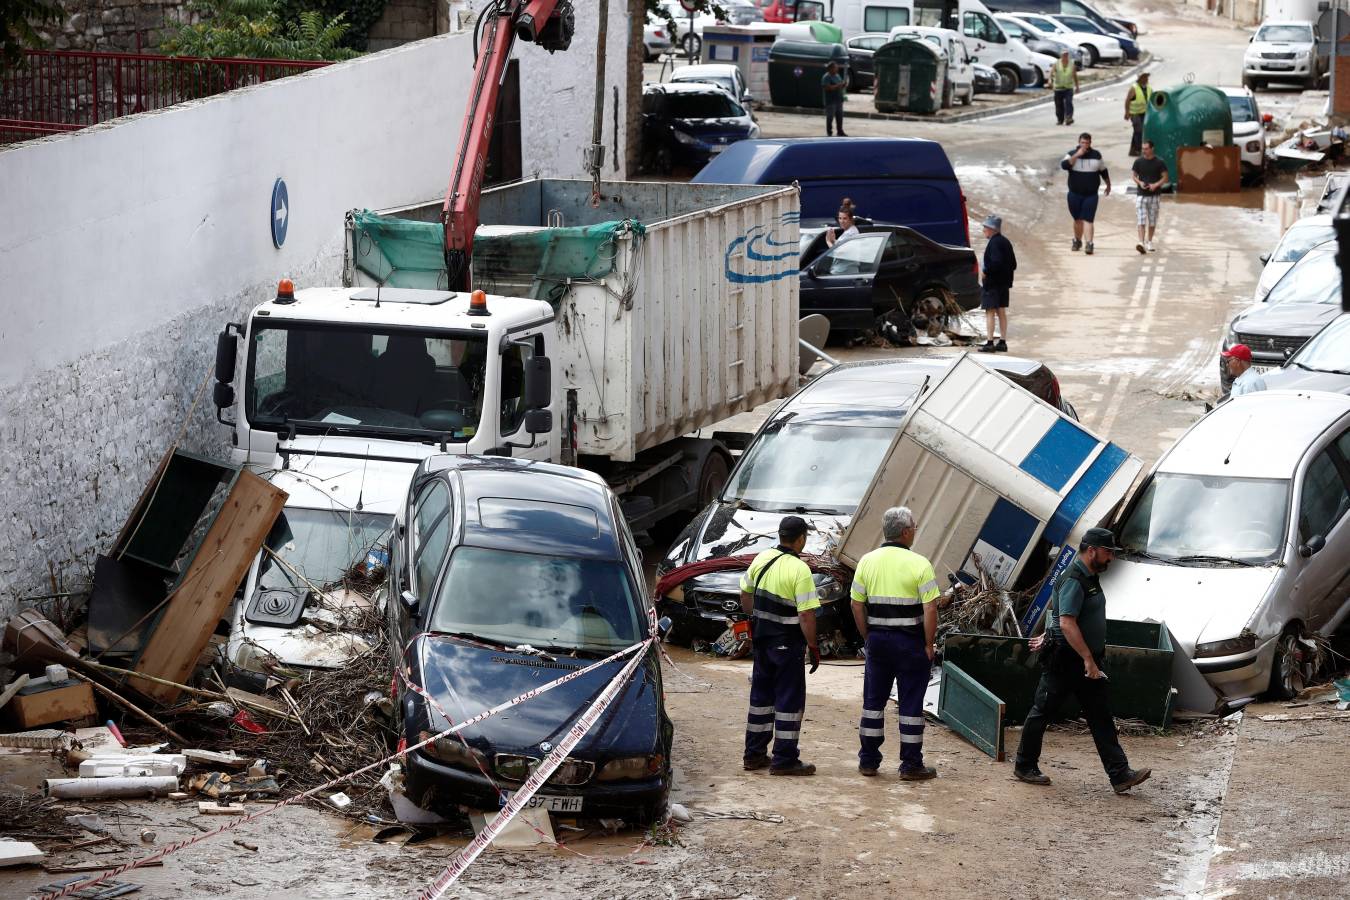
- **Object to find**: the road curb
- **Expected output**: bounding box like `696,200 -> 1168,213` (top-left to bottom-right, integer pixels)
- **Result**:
760,52 -> 1153,125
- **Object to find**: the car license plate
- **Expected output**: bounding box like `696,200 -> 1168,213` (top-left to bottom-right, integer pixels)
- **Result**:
504,792 -> 582,813
708,145 -> 725,155
1252,364 -> 1273,375
1265,63 -> 1293,70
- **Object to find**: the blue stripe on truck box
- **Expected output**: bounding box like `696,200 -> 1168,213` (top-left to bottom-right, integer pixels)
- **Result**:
1042,442 -> 1129,547
1019,419 -> 1099,491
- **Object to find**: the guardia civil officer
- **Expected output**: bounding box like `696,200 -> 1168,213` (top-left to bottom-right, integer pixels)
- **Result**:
741,515 -> 822,776
851,507 -> 941,780
1014,528 -> 1153,793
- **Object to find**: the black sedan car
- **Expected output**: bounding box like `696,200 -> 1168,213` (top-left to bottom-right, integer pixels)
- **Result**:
657,356 -> 1078,647
389,456 -> 672,824
640,82 -> 759,174
799,223 -> 981,332
1262,312 -> 1350,393
1220,243 -> 1342,392
845,33 -> 889,90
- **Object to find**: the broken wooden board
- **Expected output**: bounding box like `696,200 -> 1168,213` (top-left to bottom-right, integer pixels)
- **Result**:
937,660 -> 1005,761
131,469 -> 286,705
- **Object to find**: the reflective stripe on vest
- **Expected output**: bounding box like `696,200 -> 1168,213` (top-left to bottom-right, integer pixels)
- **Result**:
1128,84 -> 1150,115
857,591 -> 923,628
852,545 -> 939,634
1052,63 -> 1075,90
747,550 -> 809,628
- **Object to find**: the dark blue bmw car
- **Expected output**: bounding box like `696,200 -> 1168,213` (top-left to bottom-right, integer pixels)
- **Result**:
389,455 -> 672,823
639,81 -> 759,174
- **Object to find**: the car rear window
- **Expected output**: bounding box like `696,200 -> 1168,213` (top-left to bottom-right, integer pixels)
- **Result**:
667,92 -> 742,118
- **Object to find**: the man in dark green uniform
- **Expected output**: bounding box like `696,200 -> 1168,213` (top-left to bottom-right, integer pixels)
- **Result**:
1013,528 -> 1152,794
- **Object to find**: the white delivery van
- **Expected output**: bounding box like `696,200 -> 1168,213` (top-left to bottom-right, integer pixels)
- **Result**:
833,0 -> 914,39
863,0 -> 1053,87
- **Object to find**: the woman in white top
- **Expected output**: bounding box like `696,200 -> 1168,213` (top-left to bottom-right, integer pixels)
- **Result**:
825,207 -> 860,247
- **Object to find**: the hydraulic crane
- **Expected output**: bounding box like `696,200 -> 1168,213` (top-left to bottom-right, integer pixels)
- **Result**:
443,0 -> 576,291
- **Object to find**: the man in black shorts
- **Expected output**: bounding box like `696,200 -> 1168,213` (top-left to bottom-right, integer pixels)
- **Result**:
1061,132 -> 1111,255
978,215 -> 1016,353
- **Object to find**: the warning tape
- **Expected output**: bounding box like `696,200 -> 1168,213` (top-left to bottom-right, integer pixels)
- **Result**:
38,637 -> 651,900
415,641 -> 651,900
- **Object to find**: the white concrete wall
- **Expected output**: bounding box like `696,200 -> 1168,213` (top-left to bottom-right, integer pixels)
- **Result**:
0,5 -> 632,618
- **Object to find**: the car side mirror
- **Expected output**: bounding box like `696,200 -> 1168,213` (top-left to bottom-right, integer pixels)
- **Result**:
401,590 -> 420,615
215,330 -> 237,386
524,355 -> 551,409
1299,534 -> 1326,558
1259,252 -> 1271,265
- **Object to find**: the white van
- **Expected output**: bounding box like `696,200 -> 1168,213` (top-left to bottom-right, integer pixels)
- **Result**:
887,25 -> 976,106
845,0 -> 1052,87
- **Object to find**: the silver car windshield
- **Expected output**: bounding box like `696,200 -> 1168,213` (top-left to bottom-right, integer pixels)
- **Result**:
724,422 -> 897,515
1290,314 -> 1350,374
1118,473 -> 1289,564
1264,248 -> 1341,305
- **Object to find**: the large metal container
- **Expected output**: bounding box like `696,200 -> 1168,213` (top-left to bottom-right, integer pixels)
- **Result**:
1143,85 -> 1234,186
344,179 -> 801,463
873,38 -> 946,115
701,24 -> 779,105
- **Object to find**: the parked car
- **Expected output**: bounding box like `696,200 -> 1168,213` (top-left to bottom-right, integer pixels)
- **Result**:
1107,390 -> 1350,700
1264,313 -> 1350,393
1253,216 -> 1334,302
1219,85 -> 1267,184
994,13 -> 1085,70
886,26 -> 976,105
1243,19 -> 1321,90
1052,14 -> 1139,60
657,356 -> 1078,646
670,63 -> 753,106
845,32 -> 891,90
694,137 -> 972,247
644,14 -> 674,61
984,0 -> 1135,44
796,223 -> 980,331
956,2 -> 1051,88
972,61 -> 1003,93
1008,11 -> 1122,66
1222,241 -> 1342,392
640,82 -> 759,174
657,0 -> 717,56
390,455 -> 673,823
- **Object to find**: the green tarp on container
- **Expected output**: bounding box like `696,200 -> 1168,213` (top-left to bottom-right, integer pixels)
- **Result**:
347,210 -> 644,303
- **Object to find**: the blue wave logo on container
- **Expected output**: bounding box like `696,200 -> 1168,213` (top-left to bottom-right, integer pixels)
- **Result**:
725,211 -> 800,284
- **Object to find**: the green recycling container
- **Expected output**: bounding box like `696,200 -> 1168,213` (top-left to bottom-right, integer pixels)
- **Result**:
1143,84 -> 1234,187
767,39 -> 850,109
873,38 -> 946,115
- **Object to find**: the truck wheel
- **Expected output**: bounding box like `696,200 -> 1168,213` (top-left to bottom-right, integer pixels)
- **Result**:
942,80 -> 954,109
961,86 -> 973,106
697,451 -> 731,508
995,64 -> 1019,94
1268,627 -> 1315,700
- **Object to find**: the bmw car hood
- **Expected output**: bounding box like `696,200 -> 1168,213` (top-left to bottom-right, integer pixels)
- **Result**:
1232,301 -> 1341,337
1100,559 -> 1280,655
412,636 -> 662,758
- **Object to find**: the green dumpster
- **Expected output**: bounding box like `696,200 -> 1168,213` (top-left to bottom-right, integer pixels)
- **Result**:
942,619 -> 1178,727
767,39 -> 850,109
873,38 -> 946,115
1143,84 -> 1234,188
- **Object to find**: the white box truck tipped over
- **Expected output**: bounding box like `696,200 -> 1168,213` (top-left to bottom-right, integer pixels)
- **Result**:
838,355 -> 1143,633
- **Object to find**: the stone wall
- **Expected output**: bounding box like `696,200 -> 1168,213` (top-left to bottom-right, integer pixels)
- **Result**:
367,0 -> 438,51
37,0 -> 194,52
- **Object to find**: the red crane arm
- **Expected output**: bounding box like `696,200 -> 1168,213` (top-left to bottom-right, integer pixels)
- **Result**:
443,0 -> 569,291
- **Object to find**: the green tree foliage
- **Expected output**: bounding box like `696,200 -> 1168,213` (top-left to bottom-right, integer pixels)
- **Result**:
160,0 -> 360,60
2,0 -> 64,70
276,1 -> 388,52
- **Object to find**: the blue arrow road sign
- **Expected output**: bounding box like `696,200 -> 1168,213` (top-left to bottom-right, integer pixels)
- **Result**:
270,178 -> 289,248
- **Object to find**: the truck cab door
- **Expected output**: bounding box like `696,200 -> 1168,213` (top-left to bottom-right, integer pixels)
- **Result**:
498,329 -> 555,463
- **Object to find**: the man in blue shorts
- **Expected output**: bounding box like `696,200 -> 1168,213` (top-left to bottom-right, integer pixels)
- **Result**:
1061,132 -> 1111,255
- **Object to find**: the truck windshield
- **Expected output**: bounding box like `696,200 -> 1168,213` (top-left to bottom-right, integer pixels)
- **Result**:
430,547 -> 643,652
1118,473 -> 1289,565
1256,25 -> 1311,42
247,324 -> 490,440
724,422 -> 896,515
259,508 -> 393,591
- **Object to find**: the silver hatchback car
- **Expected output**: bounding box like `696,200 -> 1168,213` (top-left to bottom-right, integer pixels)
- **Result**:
1103,390 -> 1350,701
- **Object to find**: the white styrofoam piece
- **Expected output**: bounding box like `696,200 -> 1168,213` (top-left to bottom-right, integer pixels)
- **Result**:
0,840 -> 45,867
469,806 -> 555,849
78,754 -> 187,777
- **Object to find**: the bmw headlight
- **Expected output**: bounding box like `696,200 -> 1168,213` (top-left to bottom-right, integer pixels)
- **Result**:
672,128 -> 700,146
418,731 -> 488,769
1195,634 -> 1257,658
596,754 -> 663,782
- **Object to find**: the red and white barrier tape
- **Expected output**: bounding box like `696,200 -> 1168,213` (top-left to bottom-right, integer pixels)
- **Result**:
39,637 -> 650,900
415,639 -> 651,900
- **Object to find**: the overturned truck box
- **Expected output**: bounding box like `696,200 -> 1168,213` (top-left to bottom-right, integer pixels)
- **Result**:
838,354 -> 1143,633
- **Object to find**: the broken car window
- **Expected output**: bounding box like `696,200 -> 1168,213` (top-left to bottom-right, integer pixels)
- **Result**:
724,423 -> 896,515
259,508 -> 392,592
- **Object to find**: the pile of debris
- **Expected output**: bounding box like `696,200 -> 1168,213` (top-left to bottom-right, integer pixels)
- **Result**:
936,559 -> 1038,645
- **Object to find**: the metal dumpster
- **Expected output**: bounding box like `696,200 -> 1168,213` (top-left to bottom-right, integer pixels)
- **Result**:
768,39 -> 849,109
1143,84 -> 1234,190
873,38 -> 945,115
943,619 -> 1178,727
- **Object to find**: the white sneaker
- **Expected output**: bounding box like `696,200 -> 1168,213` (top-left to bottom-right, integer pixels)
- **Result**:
1146,240 -> 1156,252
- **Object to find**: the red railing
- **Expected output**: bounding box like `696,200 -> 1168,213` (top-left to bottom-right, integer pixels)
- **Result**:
1,49 -> 331,144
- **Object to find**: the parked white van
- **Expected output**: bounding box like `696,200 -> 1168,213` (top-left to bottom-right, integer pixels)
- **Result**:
1105,390 -> 1350,702
887,25 -> 976,105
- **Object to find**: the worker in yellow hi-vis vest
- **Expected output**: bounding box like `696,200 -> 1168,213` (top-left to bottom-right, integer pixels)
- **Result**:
1124,72 -> 1151,157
